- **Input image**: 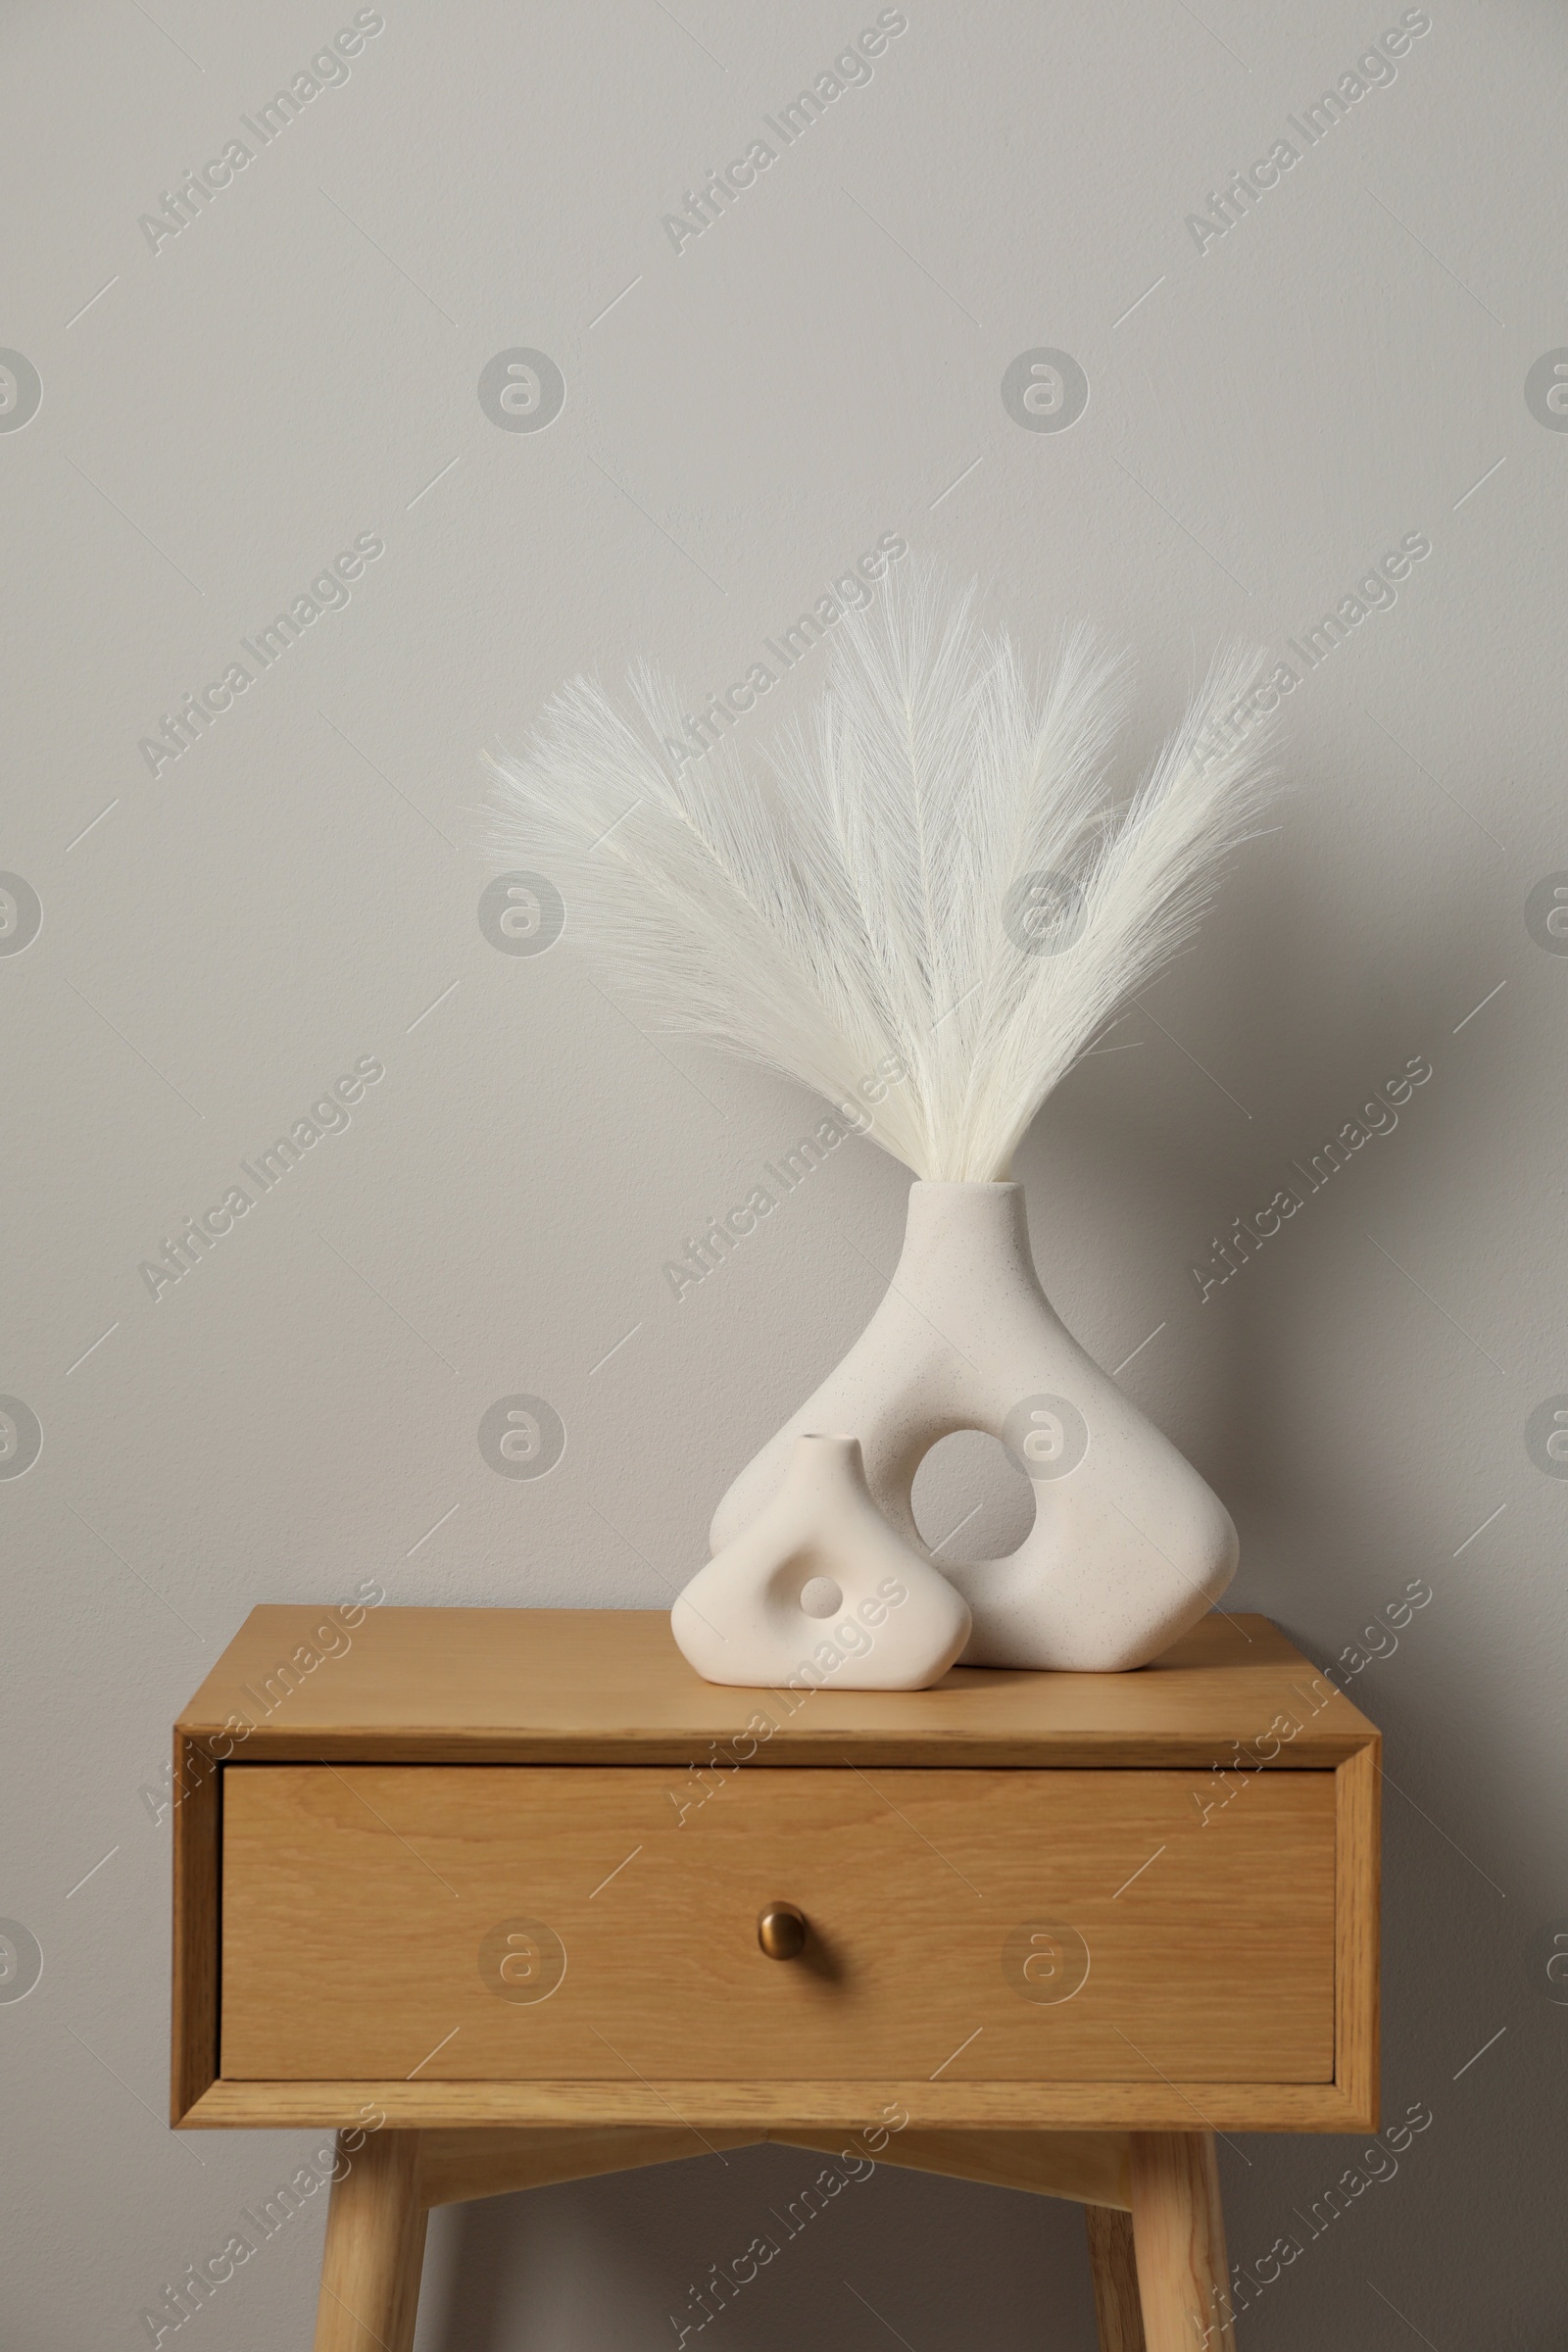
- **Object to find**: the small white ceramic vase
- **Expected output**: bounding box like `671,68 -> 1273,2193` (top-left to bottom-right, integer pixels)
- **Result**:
671,1433 -> 972,1690
710,1182 -> 1238,1671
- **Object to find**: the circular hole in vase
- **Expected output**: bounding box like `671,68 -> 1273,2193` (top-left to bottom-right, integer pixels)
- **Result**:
910,1429 -> 1037,1562
799,1576 -> 844,1619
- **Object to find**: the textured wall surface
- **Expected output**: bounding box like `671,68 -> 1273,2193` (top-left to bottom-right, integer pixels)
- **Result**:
3,2 -> 1564,2344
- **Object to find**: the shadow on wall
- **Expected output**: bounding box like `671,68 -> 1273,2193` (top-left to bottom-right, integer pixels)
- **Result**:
417,2141 -> 1097,2352
1007,812 -> 1568,2348
1015,790 -> 1475,1518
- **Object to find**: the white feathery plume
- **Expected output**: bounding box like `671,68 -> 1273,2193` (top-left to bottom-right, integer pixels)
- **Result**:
486,568 -> 1280,1181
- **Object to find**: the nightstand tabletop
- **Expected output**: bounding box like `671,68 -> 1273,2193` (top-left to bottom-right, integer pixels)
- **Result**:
177,1604 -> 1374,1768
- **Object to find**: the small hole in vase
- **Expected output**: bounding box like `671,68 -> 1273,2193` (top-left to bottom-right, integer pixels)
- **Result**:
800,1576 -> 843,1619
911,1430 -> 1037,1561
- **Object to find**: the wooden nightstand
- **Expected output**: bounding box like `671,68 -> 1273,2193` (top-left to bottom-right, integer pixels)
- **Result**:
171,1608 -> 1378,2352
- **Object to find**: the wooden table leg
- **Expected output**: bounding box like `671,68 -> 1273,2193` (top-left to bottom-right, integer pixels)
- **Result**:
1128,2132 -> 1234,2351
313,2130 -> 427,2352
1085,2204 -> 1148,2351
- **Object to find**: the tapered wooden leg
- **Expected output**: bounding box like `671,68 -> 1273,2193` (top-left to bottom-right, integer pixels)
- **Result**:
1129,2132 -> 1234,2351
1086,2204 -> 1149,2351
314,2130 -> 427,2352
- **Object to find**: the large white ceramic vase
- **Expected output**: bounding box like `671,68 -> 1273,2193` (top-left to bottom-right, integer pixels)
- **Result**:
710,1181 -> 1239,1671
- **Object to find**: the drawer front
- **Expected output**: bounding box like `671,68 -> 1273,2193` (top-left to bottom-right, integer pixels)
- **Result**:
220,1765 -> 1335,2083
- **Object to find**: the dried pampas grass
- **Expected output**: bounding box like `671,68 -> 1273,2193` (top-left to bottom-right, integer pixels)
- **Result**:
487,569 -> 1279,1181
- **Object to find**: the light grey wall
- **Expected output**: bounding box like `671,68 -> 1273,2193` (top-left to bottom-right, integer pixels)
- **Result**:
3,0 -> 1564,2343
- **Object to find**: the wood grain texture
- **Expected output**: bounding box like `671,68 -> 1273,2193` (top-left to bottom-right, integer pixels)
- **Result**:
171,1607 -> 1379,2135
420,2124 -> 1132,2211
180,2076 -> 1370,2132
420,2127 -> 753,2207
170,1730 -> 221,2123
1336,1739 -> 1381,2130
220,1764 -> 1335,2085
176,1606 -> 1374,1767
1130,2133 -> 1232,2352
313,2131 -> 426,2352
775,2127 -> 1133,2209
1086,2204 -> 1148,2350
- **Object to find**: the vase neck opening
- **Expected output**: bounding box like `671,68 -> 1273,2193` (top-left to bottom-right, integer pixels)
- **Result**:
904,1178 -> 1028,1236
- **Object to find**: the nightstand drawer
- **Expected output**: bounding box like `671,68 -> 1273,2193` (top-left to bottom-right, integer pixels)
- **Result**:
220,1764 -> 1335,2084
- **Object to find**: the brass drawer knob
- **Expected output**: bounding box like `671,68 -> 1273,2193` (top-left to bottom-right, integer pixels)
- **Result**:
758,1902 -> 807,1959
